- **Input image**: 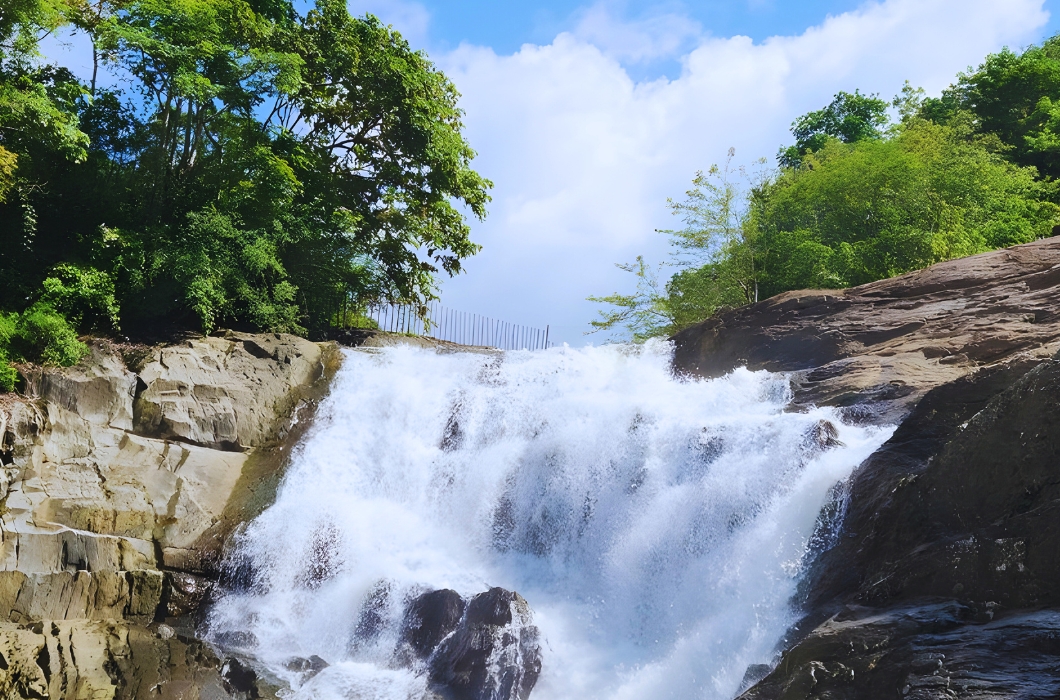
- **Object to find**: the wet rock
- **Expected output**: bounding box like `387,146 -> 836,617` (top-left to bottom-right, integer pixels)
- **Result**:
427,587 -> 542,700
804,420 -> 843,451
0,618 -> 264,699
400,588 -> 467,659
285,654 -> 329,681
213,630 -> 259,650
740,603 -> 1060,700
165,572 -> 214,617
670,242 -> 1060,697
221,657 -> 259,697
354,581 -> 395,642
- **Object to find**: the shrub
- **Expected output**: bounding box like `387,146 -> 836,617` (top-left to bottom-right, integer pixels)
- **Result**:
39,263 -> 120,331
0,350 -> 16,391
10,303 -> 87,367
0,312 -> 16,391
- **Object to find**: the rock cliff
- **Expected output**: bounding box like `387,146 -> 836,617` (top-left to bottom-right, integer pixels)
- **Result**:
672,237 -> 1060,698
0,331 -> 339,698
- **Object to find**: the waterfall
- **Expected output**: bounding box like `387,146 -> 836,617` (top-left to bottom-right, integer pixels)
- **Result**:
206,341 -> 892,699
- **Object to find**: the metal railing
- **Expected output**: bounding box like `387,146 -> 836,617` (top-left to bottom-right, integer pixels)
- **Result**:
336,301 -> 554,351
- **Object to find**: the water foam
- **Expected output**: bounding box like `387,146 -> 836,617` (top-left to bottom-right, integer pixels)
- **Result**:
207,342 -> 892,699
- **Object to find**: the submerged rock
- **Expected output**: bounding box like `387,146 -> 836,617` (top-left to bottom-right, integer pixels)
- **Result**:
285,654 -> 329,682
400,588 -> 467,659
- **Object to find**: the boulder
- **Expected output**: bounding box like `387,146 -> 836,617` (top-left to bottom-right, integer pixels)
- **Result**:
400,588 -> 466,660
134,333 -> 325,450
425,587 -> 542,700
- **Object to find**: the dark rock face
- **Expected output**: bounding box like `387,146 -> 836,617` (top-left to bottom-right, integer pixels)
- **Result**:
741,603 -> 1060,700
669,241 -> 1060,698
395,587 -> 542,700
164,572 -> 214,617
401,588 -> 467,659
221,657 -> 259,697
672,237 -> 1060,422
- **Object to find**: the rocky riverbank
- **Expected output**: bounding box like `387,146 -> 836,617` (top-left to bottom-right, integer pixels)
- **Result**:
0,331 -> 340,698
672,237 -> 1060,698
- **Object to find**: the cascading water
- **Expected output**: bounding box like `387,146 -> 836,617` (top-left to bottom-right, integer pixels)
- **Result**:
207,341 -> 893,700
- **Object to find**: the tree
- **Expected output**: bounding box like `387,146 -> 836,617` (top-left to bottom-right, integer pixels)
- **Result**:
0,0 -> 491,337
588,151 -> 765,341
755,119 -> 1058,295
586,257 -> 672,342
590,84 -> 1060,343
918,35 -> 1060,179
779,90 -> 889,167
0,0 -> 88,201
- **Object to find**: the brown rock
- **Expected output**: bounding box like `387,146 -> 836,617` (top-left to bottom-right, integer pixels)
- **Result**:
672,237 -> 1060,422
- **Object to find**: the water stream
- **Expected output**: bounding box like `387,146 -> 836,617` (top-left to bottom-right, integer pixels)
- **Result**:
206,342 -> 892,699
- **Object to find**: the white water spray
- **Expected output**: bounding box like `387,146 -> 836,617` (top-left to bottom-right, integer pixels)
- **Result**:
207,342 -> 892,699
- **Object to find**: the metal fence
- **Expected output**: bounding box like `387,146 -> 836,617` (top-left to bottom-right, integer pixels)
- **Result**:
341,301 -> 554,351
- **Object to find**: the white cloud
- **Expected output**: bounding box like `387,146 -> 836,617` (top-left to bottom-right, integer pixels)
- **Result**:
437,0 -> 1049,344
572,3 -> 703,63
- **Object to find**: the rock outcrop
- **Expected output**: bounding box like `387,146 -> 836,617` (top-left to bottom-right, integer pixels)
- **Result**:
0,331 -> 338,699
672,237 -> 1060,422
672,238 -> 1060,698
398,587 -> 542,700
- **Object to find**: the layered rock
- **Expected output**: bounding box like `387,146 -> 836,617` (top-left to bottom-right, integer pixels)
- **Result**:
0,331 -> 338,698
671,239 -> 1060,698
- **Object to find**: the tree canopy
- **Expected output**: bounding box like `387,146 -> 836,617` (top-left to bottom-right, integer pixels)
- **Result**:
0,0 -> 490,367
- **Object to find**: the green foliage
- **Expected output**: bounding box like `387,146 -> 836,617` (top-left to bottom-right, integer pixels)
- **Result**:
0,312 -> 17,391
40,263 -> 120,331
587,257 -> 673,342
588,153 -> 763,340
593,67 -> 1060,342
919,35 -> 1060,178
0,1 -> 89,200
0,302 -> 90,392
0,0 -> 490,337
155,208 -> 302,333
756,120 -> 1058,295
0,353 -> 16,391
779,90 -> 889,168
8,303 -> 87,367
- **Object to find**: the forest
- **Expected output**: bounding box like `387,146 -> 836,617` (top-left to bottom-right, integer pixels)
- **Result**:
0,0 -> 490,389
591,37 -> 1060,341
